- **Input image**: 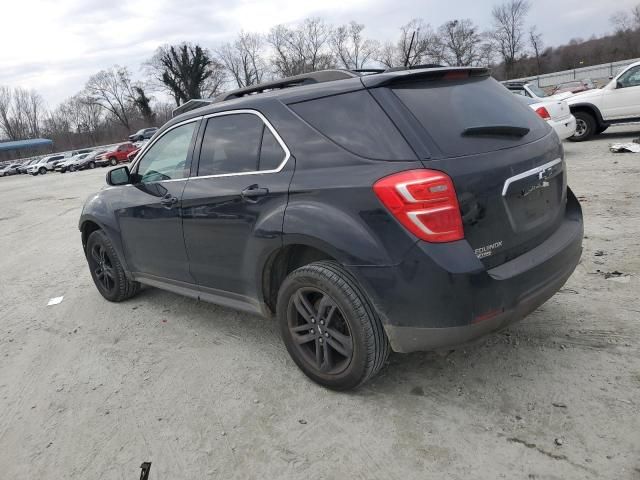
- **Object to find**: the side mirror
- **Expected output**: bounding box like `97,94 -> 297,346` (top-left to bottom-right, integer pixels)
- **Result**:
106,166 -> 131,186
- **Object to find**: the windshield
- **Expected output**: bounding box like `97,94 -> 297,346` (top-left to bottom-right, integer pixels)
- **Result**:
528,84 -> 548,97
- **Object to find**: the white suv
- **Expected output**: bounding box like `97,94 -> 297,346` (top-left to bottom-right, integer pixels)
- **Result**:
567,60 -> 640,141
26,155 -> 66,175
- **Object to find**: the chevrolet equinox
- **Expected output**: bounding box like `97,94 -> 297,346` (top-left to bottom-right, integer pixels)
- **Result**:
79,66 -> 583,390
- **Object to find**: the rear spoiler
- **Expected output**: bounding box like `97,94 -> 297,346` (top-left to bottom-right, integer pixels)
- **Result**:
360,67 -> 490,88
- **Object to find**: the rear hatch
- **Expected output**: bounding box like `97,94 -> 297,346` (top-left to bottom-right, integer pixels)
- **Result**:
366,70 -> 567,268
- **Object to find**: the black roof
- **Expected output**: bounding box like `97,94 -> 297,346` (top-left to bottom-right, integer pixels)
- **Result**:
169,66 -> 490,124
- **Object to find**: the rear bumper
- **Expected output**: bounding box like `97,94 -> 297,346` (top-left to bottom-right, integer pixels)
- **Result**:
350,188 -> 583,353
549,115 -> 577,140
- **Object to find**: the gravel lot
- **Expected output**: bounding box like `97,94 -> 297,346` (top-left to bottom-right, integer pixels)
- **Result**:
1,127 -> 639,479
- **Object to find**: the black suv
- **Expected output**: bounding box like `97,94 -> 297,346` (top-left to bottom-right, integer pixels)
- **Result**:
80,67 -> 583,390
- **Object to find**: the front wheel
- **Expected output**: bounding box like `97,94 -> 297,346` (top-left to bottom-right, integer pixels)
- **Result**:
569,111 -> 596,142
109,157 -> 117,166
86,230 -> 140,302
277,261 -> 389,390
89,161 -> 95,169
39,167 -> 47,175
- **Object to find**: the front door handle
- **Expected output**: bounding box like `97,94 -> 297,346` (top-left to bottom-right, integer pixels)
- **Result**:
160,194 -> 178,207
241,185 -> 269,202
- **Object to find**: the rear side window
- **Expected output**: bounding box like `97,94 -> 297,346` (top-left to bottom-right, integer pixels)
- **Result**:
289,90 -> 416,160
392,77 -> 548,157
198,113 -> 286,176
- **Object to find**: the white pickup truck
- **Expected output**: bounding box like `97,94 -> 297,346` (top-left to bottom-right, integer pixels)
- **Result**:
568,60 -> 640,141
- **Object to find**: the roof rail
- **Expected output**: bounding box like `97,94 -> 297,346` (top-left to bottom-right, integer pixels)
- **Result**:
172,99 -> 214,117
214,69 -> 359,103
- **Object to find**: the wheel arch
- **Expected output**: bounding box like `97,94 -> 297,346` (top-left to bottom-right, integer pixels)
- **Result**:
569,102 -> 607,127
261,243 -> 340,315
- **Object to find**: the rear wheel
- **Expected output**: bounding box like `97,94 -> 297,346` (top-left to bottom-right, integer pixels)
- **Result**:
86,230 -> 139,302
277,261 -> 389,390
569,111 -> 596,142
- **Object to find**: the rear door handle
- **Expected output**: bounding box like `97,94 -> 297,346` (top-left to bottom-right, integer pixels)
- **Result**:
241,185 -> 269,202
160,194 -> 178,207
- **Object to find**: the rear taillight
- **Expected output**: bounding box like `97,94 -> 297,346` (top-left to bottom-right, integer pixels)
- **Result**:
373,169 -> 464,243
535,106 -> 551,120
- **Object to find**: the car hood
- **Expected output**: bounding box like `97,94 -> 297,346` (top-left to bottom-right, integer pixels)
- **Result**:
566,88 -> 604,104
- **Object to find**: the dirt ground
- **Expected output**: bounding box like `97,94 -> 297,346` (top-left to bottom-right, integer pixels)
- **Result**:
1,126 -> 639,479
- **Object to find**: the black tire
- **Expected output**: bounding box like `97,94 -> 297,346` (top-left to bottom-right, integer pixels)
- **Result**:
277,261 -> 389,390
86,230 -> 140,302
39,167 -> 47,175
109,157 -> 117,166
89,161 -> 95,169
569,111 -> 596,142
70,166 -> 76,172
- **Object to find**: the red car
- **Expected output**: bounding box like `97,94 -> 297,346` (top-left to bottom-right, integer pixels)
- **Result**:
96,143 -> 137,167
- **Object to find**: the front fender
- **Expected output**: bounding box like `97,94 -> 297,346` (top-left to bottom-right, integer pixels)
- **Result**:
568,102 -> 607,126
79,192 -> 130,274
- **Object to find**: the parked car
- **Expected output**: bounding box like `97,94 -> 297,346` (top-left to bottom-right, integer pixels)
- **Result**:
69,150 -> 106,171
127,147 -> 141,162
17,158 -> 40,174
56,153 -> 89,173
26,155 -> 66,175
551,79 -> 595,96
0,163 -> 21,177
80,66 -> 583,390
567,60 -> 640,141
95,143 -> 137,167
503,81 -> 573,101
516,96 -> 577,140
128,127 -> 157,142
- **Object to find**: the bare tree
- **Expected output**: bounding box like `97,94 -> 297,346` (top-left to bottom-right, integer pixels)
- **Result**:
217,32 -> 266,88
0,87 -> 44,140
84,66 -> 135,130
146,43 -> 224,105
331,22 -> 379,69
267,18 -> 335,77
491,0 -> 531,78
0,87 -> 17,140
529,26 -> 544,75
439,19 -> 482,66
377,19 -> 442,68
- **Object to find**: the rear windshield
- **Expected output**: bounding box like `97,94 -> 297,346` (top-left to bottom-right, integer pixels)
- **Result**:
391,76 -> 549,157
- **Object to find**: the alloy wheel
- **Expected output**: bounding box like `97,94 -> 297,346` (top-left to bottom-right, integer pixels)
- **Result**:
89,243 -> 116,293
287,287 -> 353,375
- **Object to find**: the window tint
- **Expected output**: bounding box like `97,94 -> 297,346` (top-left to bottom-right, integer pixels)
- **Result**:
137,122 -> 196,182
619,66 -> 640,88
198,114 -> 263,176
260,127 -> 286,171
392,76 -> 548,157
289,90 -> 415,160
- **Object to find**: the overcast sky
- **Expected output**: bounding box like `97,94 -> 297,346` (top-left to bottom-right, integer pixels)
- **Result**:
1,0 -> 636,107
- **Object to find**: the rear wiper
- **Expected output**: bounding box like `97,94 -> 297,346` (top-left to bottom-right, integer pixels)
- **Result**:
462,126 -> 530,138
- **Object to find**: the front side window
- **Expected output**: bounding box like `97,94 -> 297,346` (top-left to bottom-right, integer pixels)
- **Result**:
618,66 -> 640,88
197,113 -> 286,176
137,122 -> 196,183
